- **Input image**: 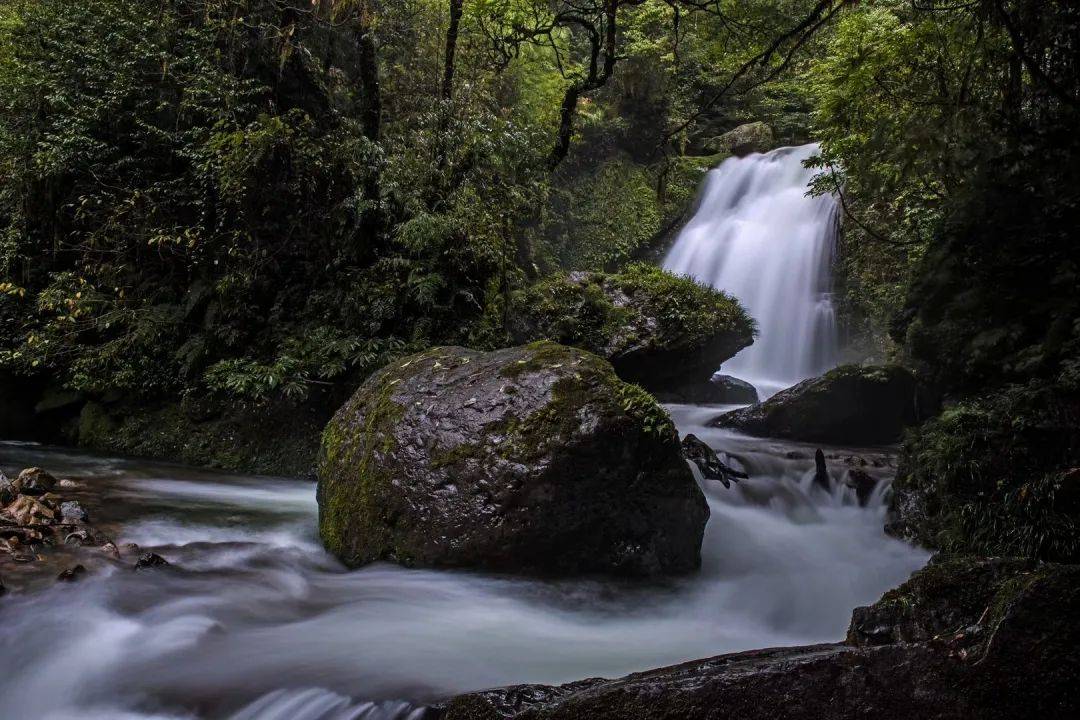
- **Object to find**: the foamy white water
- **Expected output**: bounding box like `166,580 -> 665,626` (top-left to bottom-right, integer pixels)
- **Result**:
0,429 -> 926,720
664,144 -> 839,397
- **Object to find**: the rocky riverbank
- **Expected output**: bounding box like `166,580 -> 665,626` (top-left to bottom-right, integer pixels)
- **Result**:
433,556 -> 1080,719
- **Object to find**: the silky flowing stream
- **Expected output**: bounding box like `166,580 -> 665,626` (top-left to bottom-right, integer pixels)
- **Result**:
0,146 -> 927,719
0,422 -> 927,720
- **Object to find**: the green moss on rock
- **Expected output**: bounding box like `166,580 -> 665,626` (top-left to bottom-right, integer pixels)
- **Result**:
889,381 -> 1080,561
316,342 -> 707,576
510,264 -> 754,392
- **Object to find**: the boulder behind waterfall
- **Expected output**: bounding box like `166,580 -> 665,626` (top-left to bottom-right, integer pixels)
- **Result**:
317,342 -> 709,577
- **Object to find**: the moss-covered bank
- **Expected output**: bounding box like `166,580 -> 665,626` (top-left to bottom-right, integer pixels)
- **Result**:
890,381 -> 1080,562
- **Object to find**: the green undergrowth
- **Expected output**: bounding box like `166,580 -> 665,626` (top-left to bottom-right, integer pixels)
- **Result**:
895,381 -> 1080,562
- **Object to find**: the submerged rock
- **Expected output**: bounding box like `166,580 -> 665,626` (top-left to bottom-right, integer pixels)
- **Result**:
812,449 -> 829,491
317,342 -> 709,577
134,552 -> 170,570
510,265 -> 755,394
710,365 -> 932,445
845,468 -> 877,506
56,565 -> 87,583
435,555 -> 1080,720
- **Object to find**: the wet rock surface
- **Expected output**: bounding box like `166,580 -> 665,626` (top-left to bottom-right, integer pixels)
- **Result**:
317,342 -> 709,576
134,552 -> 170,571
1,463 -> 163,590
654,375 -> 759,405
16,467 -> 57,495
433,555 -> 1080,720
509,265 -> 754,394
710,365 -> 933,445
700,121 -> 776,157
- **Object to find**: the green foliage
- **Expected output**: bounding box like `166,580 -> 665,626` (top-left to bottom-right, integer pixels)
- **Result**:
0,0 -> 386,400
204,331 -> 405,401
806,0 -> 1080,350
539,156 -> 662,271
896,382 -> 1080,562
0,0 -> 538,404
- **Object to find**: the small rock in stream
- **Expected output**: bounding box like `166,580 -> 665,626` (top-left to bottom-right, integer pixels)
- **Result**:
4,495 -> 56,525
16,467 -> 57,496
813,449 -> 830,491
60,500 -> 89,524
846,469 -> 877,506
57,565 -> 87,583
134,552 -> 170,570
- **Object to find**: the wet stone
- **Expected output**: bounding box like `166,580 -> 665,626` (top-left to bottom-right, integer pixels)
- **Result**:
16,467 -> 57,496
60,500 -> 89,524
57,565 -> 87,583
134,552 -> 170,570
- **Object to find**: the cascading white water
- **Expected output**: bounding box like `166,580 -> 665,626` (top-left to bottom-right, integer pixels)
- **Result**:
0,435 -> 927,720
664,144 -> 839,397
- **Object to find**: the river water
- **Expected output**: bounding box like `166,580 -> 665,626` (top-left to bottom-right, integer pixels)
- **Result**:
0,416 -> 927,719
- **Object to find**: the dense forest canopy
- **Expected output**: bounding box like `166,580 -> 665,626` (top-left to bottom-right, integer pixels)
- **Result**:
0,0 -> 1076,411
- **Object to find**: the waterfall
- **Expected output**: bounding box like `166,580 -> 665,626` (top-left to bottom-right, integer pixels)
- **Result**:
663,144 -> 840,397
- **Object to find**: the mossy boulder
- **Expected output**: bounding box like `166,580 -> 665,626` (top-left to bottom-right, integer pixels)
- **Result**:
848,554 -> 1080,714
889,381 -> 1080,561
316,342 -> 709,576
701,122 -> 775,157
510,265 -> 755,394
710,364 -> 932,445
847,555 -> 1040,646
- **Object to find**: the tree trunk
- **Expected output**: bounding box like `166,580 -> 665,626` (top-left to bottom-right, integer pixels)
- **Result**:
442,0 -> 465,101
355,3 -> 381,143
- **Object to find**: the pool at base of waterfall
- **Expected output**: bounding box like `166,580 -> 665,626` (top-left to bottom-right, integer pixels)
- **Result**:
0,405 -> 927,720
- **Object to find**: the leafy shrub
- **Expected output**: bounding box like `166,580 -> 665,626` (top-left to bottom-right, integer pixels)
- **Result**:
894,381 -> 1080,562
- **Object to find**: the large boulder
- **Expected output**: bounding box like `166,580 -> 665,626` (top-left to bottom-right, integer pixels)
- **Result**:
434,556 -> 1080,720
710,365 -> 932,445
510,265 -> 755,395
317,342 -> 709,577
701,122 -> 775,157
